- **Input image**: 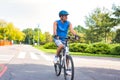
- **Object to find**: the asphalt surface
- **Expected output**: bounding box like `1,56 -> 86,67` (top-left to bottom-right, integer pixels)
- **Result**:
0,45 -> 120,80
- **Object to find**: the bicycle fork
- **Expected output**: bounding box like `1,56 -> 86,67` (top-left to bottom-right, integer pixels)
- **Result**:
63,46 -> 69,72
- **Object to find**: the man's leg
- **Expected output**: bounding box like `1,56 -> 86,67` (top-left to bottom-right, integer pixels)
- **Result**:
54,39 -> 64,63
56,44 -> 64,56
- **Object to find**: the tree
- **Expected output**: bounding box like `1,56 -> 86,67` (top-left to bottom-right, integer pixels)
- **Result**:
6,23 -> 25,42
85,7 -> 115,43
22,28 -> 34,44
74,25 -> 86,33
44,32 -> 52,43
33,28 -> 43,45
14,28 -> 25,42
23,28 -> 53,45
111,4 -> 120,43
112,4 -> 120,24
0,20 -> 7,40
113,29 -> 120,43
0,20 -> 25,43
0,26 -> 5,39
74,25 -> 86,43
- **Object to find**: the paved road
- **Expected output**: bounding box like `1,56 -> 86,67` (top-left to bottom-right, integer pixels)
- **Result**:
0,45 -> 120,80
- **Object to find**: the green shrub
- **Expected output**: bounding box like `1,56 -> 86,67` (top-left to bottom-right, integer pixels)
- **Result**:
111,45 -> 120,55
43,42 -> 120,55
69,43 -> 88,52
91,43 -> 110,54
43,42 -> 57,49
85,44 -> 93,53
77,43 -> 88,52
69,43 -> 111,54
69,43 -> 79,52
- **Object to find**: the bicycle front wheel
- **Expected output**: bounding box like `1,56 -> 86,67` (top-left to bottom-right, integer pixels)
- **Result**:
64,55 -> 74,80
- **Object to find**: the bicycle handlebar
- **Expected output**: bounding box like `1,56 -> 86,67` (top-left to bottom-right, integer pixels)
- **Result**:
54,35 -> 80,41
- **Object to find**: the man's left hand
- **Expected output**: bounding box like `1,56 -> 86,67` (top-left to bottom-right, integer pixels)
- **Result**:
75,35 -> 80,40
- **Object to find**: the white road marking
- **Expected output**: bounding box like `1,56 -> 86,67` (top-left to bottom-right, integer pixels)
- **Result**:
18,51 -> 52,61
30,52 -> 39,60
0,55 -> 14,61
39,52 -> 52,61
18,52 -> 26,59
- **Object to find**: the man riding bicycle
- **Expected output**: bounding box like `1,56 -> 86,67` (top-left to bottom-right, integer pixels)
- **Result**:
53,10 -> 78,64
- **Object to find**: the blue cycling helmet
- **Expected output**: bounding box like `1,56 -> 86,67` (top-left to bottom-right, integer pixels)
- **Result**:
59,10 -> 69,17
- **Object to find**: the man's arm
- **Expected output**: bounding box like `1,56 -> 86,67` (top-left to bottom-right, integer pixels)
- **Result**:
69,23 -> 80,40
69,23 -> 76,35
53,21 -> 57,35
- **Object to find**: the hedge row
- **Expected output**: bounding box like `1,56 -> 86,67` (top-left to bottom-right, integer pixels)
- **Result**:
43,42 -> 120,55
43,42 -> 57,49
70,43 -> 120,55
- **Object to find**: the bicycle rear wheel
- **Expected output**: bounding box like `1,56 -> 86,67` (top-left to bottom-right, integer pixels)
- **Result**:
64,55 -> 74,80
54,56 -> 62,76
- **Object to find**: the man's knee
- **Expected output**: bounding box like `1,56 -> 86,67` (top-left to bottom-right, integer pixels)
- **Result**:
59,44 -> 64,49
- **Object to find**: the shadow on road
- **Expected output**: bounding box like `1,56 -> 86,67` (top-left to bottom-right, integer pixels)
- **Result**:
75,67 -> 120,80
0,63 -> 120,80
0,63 -> 65,80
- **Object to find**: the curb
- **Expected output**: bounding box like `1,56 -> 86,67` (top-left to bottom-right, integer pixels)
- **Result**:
0,64 -> 8,77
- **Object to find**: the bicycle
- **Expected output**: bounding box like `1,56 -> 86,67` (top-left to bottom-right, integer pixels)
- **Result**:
54,36 -> 78,80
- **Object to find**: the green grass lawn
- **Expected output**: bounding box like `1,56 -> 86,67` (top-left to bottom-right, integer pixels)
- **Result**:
34,45 -> 120,58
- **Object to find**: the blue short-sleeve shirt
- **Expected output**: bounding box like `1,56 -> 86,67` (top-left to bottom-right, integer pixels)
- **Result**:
56,20 -> 70,41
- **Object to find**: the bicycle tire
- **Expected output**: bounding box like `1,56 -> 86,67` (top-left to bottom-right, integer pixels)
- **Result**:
64,55 -> 74,80
54,56 -> 62,76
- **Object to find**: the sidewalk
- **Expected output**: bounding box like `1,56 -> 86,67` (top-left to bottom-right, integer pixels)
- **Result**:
0,64 -> 7,77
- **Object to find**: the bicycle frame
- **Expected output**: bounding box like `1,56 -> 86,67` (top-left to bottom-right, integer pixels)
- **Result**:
60,38 -> 69,70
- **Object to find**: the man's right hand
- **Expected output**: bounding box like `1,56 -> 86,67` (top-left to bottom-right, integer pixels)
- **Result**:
53,35 -> 59,39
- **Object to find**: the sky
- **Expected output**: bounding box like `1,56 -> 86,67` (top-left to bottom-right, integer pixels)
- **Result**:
0,0 -> 120,34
